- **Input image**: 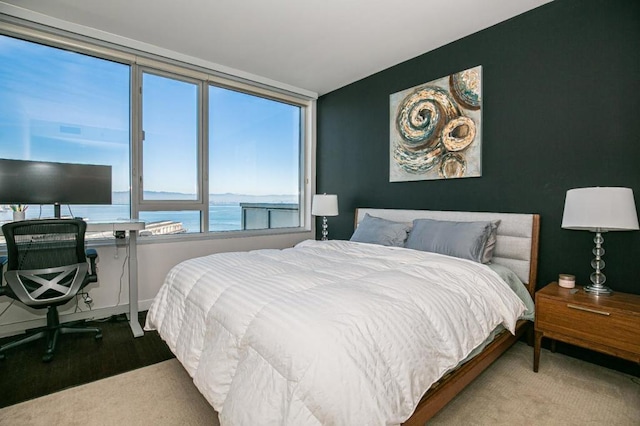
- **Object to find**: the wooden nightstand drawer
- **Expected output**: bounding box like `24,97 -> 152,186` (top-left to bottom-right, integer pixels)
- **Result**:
536,296 -> 640,355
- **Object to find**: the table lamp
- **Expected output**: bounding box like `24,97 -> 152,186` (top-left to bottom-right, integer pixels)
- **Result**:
561,187 -> 639,295
312,194 -> 338,241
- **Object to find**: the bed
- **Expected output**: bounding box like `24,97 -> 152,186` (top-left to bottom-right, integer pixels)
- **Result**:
145,208 -> 540,425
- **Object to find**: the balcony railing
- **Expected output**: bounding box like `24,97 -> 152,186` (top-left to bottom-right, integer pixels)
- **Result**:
240,203 -> 299,230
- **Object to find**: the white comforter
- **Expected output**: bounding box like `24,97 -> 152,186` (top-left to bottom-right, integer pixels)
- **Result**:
145,240 -> 526,425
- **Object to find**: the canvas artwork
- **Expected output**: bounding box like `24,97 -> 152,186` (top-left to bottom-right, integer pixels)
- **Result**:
389,66 -> 482,182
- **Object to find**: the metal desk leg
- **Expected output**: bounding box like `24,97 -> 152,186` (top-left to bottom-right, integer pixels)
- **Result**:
128,230 -> 144,337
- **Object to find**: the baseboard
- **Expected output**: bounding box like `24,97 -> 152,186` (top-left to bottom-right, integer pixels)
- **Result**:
138,298 -> 154,312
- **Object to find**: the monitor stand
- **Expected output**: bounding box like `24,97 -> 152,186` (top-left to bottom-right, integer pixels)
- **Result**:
54,203 -> 61,219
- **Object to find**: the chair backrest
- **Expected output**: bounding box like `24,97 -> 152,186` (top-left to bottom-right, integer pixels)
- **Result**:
1,219 -> 89,307
3,219 -> 87,271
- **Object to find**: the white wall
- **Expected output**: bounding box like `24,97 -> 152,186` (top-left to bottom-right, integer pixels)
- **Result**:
0,230 -> 313,337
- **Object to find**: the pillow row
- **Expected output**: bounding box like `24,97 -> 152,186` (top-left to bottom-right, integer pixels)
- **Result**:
350,213 -> 500,264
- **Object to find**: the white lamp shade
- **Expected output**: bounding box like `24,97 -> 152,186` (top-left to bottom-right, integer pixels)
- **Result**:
312,194 -> 338,216
562,187 -> 639,231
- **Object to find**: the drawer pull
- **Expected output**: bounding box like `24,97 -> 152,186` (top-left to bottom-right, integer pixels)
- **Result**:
567,304 -> 610,316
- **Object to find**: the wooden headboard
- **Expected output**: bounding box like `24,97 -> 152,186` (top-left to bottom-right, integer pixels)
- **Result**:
355,208 -> 540,297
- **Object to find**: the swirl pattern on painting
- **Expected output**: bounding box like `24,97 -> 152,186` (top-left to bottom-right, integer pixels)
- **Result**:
391,66 -> 482,180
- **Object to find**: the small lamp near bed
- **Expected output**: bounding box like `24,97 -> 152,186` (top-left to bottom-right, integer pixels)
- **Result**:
561,187 -> 639,295
312,194 -> 338,241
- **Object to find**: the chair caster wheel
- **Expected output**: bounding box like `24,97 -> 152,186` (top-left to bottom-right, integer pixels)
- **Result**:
95,333 -> 103,340
43,353 -> 54,362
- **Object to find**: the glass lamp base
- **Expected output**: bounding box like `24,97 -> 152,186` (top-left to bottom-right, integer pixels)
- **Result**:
320,216 -> 329,241
583,284 -> 612,295
585,231 -> 611,295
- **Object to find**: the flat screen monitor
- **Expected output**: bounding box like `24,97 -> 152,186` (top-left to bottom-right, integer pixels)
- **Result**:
0,159 -> 112,217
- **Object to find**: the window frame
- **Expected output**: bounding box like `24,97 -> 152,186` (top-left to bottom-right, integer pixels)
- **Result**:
0,18 -> 314,241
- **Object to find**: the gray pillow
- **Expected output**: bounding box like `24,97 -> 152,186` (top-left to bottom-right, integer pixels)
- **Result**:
350,214 -> 410,247
481,220 -> 501,264
405,218 -> 493,263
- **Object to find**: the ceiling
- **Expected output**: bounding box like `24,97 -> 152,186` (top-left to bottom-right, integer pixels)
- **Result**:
0,0 -> 551,96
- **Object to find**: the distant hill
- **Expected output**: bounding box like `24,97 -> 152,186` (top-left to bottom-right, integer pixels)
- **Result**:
112,191 -> 297,205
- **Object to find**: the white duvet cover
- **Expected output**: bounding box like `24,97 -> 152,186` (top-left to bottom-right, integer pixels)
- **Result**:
145,240 -> 526,426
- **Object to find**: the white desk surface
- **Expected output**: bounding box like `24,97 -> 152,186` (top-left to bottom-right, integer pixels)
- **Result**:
85,219 -> 146,232
1,218 -> 146,231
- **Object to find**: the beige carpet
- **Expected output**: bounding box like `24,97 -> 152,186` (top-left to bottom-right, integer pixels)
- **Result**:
1,342 -> 638,425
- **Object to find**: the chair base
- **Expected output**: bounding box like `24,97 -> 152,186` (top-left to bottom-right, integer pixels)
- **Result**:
0,307 -> 102,362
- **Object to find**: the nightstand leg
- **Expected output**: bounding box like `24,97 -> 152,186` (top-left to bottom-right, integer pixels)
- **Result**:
550,339 -> 557,353
534,331 -> 543,372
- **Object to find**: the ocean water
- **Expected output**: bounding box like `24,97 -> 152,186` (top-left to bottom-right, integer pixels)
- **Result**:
1,204 -> 242,233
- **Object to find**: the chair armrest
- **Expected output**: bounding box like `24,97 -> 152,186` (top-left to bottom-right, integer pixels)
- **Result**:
0,256 -> 6,296
86,248 -> 98,280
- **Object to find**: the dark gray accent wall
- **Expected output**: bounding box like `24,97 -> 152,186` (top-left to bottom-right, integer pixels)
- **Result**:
317,0 -> 640,297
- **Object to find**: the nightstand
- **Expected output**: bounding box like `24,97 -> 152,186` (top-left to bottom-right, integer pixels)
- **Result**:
533,282 -> 640,372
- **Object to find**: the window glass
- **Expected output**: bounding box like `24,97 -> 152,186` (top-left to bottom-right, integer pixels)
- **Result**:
208,86 -> 301,231
138,211 -> 201,234
0,35 -> 130,225
141,72 -> 198,200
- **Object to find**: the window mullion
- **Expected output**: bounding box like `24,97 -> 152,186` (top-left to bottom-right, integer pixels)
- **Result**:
131,64 -> 142,220
201,81 -> 209,233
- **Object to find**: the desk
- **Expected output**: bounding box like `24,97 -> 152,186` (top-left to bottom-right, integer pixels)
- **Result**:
86,220 -> 146,338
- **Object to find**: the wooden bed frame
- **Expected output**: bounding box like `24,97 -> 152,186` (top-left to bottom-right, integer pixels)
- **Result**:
354,209 -> 540,425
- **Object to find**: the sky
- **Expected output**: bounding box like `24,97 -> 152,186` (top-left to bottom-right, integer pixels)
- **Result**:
0,34 -> 300,197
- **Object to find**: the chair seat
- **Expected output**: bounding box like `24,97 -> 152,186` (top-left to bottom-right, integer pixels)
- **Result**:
5,263 -> 89,307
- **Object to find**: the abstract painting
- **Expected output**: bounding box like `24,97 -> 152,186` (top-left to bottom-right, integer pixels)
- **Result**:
389,66 -> 482,182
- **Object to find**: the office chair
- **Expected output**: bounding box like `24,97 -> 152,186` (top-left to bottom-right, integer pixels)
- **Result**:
0,219 -> 102,362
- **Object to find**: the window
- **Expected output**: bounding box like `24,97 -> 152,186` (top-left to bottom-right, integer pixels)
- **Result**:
141,72 -> 199,201
0,27 -> 309,239
139,71 -> 202,234
0,35 -> 130,226
208,86 -> 301,232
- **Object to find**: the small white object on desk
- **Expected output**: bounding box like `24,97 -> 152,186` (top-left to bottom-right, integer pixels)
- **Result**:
10,204 -> 28,221
558,273 -> 576,288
